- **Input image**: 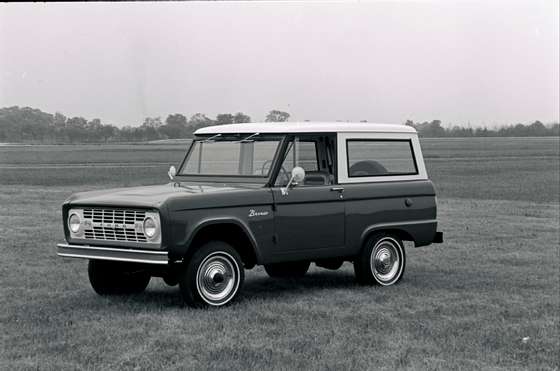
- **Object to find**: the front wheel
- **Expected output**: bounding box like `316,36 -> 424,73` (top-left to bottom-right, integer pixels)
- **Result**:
88,260 -> 150,295
354,234 -> 406,286
179,241 -> 244,308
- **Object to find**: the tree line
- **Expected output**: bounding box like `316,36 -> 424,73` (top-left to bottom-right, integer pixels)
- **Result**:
0,107 -> 291,143
0,106 -> 557,143
405,119 -> 559,138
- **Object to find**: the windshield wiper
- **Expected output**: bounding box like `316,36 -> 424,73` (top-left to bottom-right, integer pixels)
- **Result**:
237,132 -> 260,143
203,133 -> 222,143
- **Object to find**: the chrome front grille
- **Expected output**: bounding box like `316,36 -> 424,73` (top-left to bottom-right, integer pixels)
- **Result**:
82,208 -> 147,243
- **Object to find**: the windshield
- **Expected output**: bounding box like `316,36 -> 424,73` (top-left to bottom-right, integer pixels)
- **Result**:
180,136 -> 282,177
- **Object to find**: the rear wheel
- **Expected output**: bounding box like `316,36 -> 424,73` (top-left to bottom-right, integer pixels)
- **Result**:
179,241 -> 244,308
264,261 -> 310,278
354,233 -> 405,285
88,260 -> 150,295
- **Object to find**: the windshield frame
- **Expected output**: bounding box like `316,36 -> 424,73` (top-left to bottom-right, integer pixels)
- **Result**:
176,134 -> 287,184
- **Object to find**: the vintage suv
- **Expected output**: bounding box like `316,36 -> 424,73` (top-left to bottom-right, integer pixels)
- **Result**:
58,122 -> 443,307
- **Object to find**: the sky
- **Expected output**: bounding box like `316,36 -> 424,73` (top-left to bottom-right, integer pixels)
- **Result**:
0,1 -> 558,127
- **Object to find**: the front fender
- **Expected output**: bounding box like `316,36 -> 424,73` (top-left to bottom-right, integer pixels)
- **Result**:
173,216 -> 262,263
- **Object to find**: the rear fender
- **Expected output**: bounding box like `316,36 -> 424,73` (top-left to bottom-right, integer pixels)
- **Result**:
360,220 -> 438,248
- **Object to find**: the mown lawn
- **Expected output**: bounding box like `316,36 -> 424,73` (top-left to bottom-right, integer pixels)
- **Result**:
0,138 -> 559,370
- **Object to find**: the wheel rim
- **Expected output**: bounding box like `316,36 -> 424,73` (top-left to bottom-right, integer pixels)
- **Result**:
196,252 -> 240,306
370,237 -> 402,284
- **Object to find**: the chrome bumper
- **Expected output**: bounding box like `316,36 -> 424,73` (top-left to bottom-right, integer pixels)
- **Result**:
57,243 -> 169,265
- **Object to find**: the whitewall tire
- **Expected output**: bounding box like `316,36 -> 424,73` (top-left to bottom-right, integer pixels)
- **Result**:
354,233 -> 406,286
179,241 -> 244,308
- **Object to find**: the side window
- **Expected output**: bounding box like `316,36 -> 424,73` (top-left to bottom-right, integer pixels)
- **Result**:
347,140 -> 417,177
275,138 -> 319,186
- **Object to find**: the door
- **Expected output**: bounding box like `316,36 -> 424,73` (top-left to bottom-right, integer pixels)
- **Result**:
270,136 -> 345,258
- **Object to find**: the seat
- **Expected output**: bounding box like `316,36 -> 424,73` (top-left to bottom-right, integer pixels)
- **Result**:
349,160 -> 388,177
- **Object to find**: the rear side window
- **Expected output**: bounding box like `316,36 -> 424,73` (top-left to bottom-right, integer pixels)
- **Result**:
347,140 -> 417,177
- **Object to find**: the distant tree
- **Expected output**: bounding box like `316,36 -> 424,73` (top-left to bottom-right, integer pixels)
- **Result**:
51,112 -> 68,142
66,117 -> 88,143
88,118 -> 102,128
142,117 -> 163,128
513,123 -> 527,136
86,118 -> 103,142
53,112 -> 67,128
160,113 -> 188,139
265,110 -> 290,122
165,113 -> 188,128
136,117 -> 163,141
143,126 -> 161,141
100,125 -> 116,143
233,112 -> 251,123
188,113 -> 214,135
189,113 -> 213,127
412,120 -> 446,137
550,123 -> 559,136
0,106 -> 54,142
67,117 -> 87,128
449,125 -> 473,137
426,120 -> 446,137
117,126 -> 136,142
216,113 -> 235,125
528,120 -> 547,136
475,127 -> 491,137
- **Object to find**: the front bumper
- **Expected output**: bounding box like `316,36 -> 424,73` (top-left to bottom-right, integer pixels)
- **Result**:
57,243 -> 169,265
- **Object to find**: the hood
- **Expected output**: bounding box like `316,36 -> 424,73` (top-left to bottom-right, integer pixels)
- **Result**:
65,182 -> 262,209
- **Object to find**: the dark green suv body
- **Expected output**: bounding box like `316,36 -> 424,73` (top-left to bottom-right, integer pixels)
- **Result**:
58,122 -> 443,307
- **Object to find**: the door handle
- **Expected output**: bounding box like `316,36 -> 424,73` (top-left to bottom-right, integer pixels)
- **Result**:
330,187 -> 344,193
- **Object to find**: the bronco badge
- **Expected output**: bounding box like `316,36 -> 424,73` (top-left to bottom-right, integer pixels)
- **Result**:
248,209 -> 269,217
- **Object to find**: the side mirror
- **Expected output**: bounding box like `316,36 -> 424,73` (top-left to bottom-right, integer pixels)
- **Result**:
281,166 -> 305,196
168,165 -> 177,180
291,166 -> 305,183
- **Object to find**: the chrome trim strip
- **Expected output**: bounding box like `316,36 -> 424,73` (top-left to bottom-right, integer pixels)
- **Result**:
57,243 -> 168,265
57,253 -> 168,265
58,243 -> 167,254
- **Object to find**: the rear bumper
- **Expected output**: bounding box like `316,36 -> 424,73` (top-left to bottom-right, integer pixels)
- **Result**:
433,231 -> 444,244
57,243 -> 169,265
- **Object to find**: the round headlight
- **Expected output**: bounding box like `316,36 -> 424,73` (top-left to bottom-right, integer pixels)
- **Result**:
143,217 -> 157,238
69,213 -> 81,233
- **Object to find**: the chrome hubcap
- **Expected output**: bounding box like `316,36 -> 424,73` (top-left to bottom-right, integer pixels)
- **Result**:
196,252 -> 239,305
370,239 -> 401,283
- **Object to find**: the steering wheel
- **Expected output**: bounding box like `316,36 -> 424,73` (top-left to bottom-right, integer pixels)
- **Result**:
260,160 -> 290,185
260,160 -> 274,176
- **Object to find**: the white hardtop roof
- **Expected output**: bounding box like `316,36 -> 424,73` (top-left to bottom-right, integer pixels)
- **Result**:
194,122 -> 416,135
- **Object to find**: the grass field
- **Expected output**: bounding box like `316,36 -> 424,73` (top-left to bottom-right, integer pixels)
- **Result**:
1,138 -> 559,370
